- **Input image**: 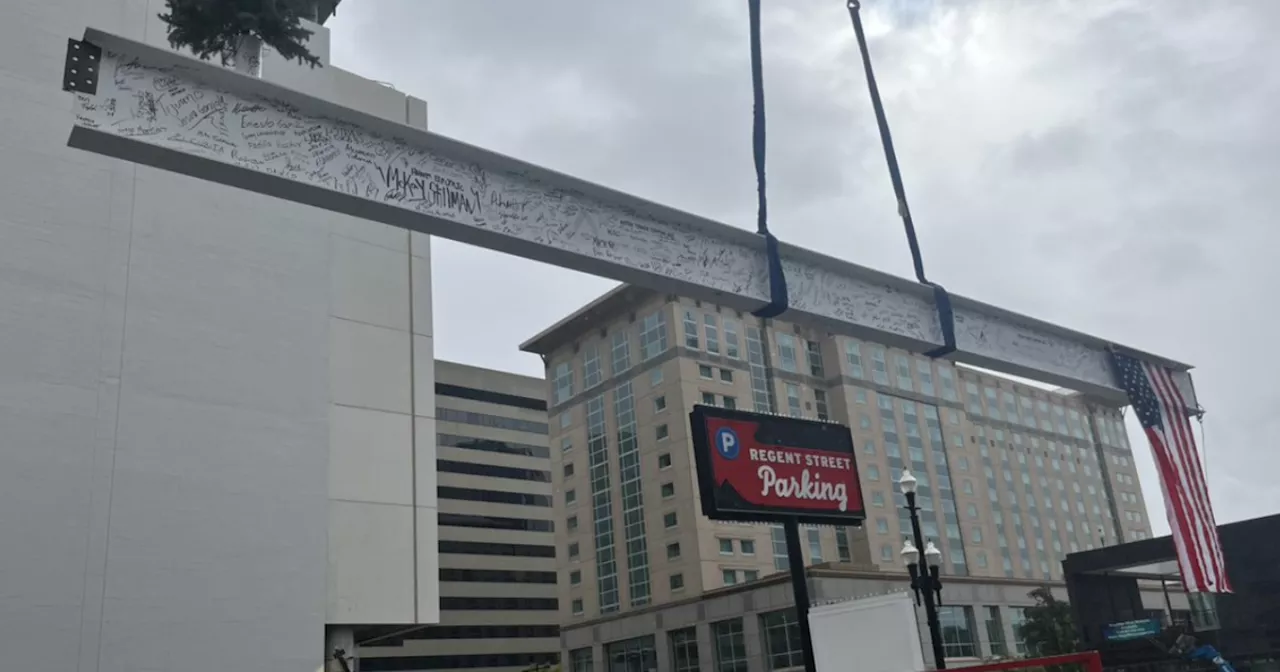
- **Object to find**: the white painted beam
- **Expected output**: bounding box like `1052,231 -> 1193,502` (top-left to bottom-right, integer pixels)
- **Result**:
61,28 -> 1197,408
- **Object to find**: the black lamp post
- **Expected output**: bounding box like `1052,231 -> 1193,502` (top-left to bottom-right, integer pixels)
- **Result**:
898,468 -> 948,669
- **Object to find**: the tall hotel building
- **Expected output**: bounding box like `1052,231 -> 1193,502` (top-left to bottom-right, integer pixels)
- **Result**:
521,285 -> 1153,622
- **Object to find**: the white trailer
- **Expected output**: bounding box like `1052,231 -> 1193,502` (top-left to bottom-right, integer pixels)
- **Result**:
809,592 -> 928,672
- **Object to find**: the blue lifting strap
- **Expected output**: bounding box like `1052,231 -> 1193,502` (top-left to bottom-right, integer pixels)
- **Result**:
746,0 -> 789,320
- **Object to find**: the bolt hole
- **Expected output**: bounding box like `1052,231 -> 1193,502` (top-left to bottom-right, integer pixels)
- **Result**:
71,68 -> 77,74
74,43 -> 80,50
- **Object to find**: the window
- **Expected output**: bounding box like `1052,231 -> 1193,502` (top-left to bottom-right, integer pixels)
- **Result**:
895,355 -> 913,390
938,606 -> 979,658
776,333 -> 799,372
583,344 -> 602,389
572,599 -> 584,615
664,512 -> 678,528
650,366 -> 664,386
569,569 -> 581,585
570,648 -> 593,672
683,309 -> 700,349
565,489 -> 577,505
723,396 -> 737,410
984,606 -> 1008,657
669,573 -> 684,591
568,542 -> 580,559
807,528 -> 823,563
870,346 -> 889,384
704,314 -> 721,355
836,528 -> 852,562
761,609 -> 805,671
559,411 -> 572,429
670,627 -> 700,672
966,503 -> 978,518
963,480 -> 974,495
724,318 -> 741,359
917,359 -> 935,396
437,408 -> 551,434
606,636 -> 657,672
772,525 -> 789,570
640,311 -> 668,361
806,340 -> 825,377
845,339 -> 865,378
567,515 -> 578,531
720,367 -> 734,382
867,464 -> 880,481
553,361 -> 574,404
719,538 -> 734,555
1010,607 -> 1032,655
957,456 -> 969,471
661,482 -> 675,498
702,392 -> 717,405
560,436 -> 573,455
654,395 -> 666,412
742,539 -> 756,555
971,526 -> 982,542
712,619 -> 749,672
872,491 -> 885,507
855,388 -> 867,404
976,552 -> 988,569
744,569 -> 760,582
938,365 -> 957,401
611,330 -> 631,375
666,542 -> 681,559
881,544 -> 894,561
658,453 -> 672,469
786,383 -> 802,417
814,389 -> 829,420
699,364 -> 714,379
876,518 -> 889,534
655,424 -> 669,440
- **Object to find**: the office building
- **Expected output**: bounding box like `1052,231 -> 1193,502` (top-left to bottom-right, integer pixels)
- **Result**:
357,361 -> 560,672
521,285 -> 1154,623
0,1 -> 444,670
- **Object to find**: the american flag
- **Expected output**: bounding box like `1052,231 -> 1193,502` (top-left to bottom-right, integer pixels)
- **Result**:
1110,351 -> 1231,593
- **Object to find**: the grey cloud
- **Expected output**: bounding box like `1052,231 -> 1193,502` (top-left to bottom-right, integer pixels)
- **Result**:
330,0 -> 1280,528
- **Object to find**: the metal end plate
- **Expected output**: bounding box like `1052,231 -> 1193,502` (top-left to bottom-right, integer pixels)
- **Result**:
63,39 -> 102,94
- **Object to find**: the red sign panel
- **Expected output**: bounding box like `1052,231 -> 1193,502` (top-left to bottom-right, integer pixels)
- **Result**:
690,405 -> 865,525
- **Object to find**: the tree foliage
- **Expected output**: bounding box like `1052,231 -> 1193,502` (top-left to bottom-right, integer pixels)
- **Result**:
1017,586 -> 1081,657
158,0 -> 323,68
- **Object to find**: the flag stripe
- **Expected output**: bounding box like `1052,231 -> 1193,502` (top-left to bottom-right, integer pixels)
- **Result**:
1147,367 -> 1215,588
1149,365 -> 1225,590
1108,350 -> 1229,594
1143,424 -> 1207,591
1155,367 -> 1231,591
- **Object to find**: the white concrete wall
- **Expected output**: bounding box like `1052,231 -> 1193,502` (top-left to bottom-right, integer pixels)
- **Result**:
0,1 -> 437,670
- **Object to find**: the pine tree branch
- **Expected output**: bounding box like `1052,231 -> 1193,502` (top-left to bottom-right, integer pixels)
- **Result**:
158,0 -> 324,69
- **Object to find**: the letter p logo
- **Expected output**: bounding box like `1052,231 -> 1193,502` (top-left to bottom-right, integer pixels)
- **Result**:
715,427 -> 739,460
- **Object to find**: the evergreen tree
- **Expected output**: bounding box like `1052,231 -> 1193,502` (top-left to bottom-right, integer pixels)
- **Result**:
1017,586 -> 1081,657
158,0 -> 323,68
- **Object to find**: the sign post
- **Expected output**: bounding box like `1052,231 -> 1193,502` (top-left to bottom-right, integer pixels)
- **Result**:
690,406 -> 865,672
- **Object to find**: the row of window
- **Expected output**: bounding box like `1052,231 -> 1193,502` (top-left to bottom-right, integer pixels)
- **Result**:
436,407 -> 549,435
363,652 -> 559,671
568,603 -> 1043,672
552,310 -> 669,405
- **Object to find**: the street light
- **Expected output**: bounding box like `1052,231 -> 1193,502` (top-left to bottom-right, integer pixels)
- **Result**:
898,468 -> 948,669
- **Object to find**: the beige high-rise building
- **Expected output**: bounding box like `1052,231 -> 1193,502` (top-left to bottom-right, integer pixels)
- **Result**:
521,286 -> 1153,623
358,360 -> 559,672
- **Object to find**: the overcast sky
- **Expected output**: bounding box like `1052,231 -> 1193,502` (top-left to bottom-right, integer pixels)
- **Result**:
327,1 -> 1279,535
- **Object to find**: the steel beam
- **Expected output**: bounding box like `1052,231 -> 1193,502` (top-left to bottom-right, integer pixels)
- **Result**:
60,28 -> 1198,408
